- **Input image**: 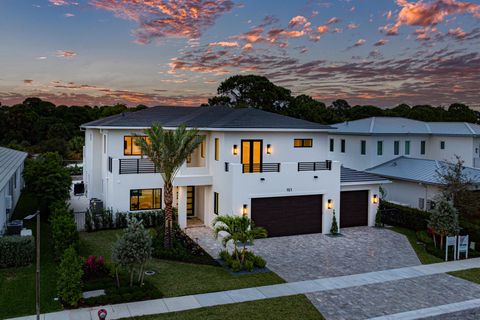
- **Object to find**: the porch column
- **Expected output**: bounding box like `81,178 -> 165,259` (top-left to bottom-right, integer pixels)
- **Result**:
177,186 -> 187,229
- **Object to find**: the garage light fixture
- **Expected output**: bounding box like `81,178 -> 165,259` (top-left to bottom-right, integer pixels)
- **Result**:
327,199 -> 333,209
242,204 -> 248,216
233,145 -> 238,155
266,144 -> 272,154
372,194 -> 379,204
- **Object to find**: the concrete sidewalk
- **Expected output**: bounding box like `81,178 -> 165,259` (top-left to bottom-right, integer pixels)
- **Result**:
9,258 -> 480,320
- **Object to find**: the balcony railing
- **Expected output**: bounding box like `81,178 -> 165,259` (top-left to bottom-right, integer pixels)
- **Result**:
297,161 -> 332,172
119,158 -> 157,174
242,163 -> 280,173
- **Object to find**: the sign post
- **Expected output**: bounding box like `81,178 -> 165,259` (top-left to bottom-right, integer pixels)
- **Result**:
445,235 -> 457,262
457,235 -> 469,260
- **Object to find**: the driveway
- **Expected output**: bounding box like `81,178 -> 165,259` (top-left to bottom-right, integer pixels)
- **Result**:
251,226 -> 421,281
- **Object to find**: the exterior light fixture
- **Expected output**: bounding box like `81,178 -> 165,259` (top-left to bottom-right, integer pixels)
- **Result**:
242,204 -> 248,216
233,145 -> 238,155
266,144 -> 272,154
372,194 -> 379,204
327,199 -> 333,209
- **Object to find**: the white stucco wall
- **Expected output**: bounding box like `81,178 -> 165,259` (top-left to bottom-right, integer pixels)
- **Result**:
1,163 -> 25,233
380,179 -> 442,210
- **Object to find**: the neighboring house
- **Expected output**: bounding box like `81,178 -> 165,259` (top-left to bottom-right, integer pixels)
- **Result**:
328,117 -> 480,171
0,147 -> 27,234
81,106 -> 387,236
366,157 -> 480,211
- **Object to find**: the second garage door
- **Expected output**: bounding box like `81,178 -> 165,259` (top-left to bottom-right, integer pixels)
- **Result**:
251,195 -> 322,237
340,190 -> 368,228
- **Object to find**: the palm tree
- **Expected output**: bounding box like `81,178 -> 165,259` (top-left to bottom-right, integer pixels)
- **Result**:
212,215 -> 241,258
135,123 -> 204,248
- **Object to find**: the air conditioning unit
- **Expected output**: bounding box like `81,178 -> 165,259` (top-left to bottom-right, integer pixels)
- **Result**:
5,195 -> 12,210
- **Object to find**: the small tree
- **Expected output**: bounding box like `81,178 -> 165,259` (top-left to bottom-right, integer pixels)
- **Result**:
112,217 -> 152,287
57,246 -> 83,307
428,196 -> 460,249
330,210 -> 339,235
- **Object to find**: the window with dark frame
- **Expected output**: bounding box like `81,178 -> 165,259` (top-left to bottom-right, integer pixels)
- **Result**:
421,140 -> 426,155
440,141 -> 445,150
394,140 -> 400,155
377,141 -> 383,156
294,139 -> 313,148
329,138 -> 334,152
405,140 -> 411,155
361,140 -> 366,155
129,188 -> 162,211
124,136 -> 149,155
341,139 -> 346,153
214,192 -> 219,215
215,138 -> 219,161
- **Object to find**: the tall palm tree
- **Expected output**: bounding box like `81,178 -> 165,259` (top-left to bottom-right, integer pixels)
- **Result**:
135,123 -> 204,248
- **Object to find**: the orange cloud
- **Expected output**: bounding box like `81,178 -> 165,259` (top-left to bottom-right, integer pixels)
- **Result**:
288,15 -> 308,27
209,41 -> 239,47
317,25 -> 329,34
56,50 -> 77,58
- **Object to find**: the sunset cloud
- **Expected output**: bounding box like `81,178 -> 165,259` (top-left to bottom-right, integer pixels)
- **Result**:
23,79 -> 34,84
288,15 -> 308,27
209,41 -> 239,47
347,23 -> 359,30
91,0 -> 235,44
374,39 -> 389,46
56,50 -> 77,58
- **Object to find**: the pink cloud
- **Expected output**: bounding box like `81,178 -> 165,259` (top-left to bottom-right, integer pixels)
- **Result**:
91,0 -> 234,44
374,39 -> 389,46
317,25 -> 329,34
23,79 -> 34,85
288,15 -> 308,27
56,50 -> 77,58
354,39 -> 366,46
448,27 -> 467,38
347,23 -> 359,30
209,41 -> 239,47
64,13 -> 75,17
326,17 -> 340,25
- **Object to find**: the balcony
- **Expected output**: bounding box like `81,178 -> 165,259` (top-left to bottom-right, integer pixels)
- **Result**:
242,163 -> 281,173
119,158 -> 158,174
297,161 -> 332,171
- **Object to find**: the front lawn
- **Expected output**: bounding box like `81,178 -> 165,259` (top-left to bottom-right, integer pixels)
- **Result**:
79,229 -> 285,297
132,295 -> 325,320
389,227 -> 442,264
448,268 -> 480,285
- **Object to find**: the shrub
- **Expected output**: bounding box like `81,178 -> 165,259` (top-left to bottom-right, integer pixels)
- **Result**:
379,201 -> 431,231
0,236 -> 35,268
231,260 -> 242,272
253,255 -> 266,268
50,204 -> 79,258
57,246 -> 83,307
330,210 -> 339,234
416,230 -> 433,245
245,260 -> 254,272
83,255 -> 107,280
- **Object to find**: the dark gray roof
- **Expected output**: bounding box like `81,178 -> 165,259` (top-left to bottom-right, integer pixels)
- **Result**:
81,106 -> 333,131
341,166 -> 390,184
0,147 -> 27,190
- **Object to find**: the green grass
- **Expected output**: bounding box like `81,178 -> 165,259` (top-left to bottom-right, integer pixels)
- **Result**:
0,192 -> 62,319
389,227 -> 442,264
79,229 -> 285,297
132,295 -> 325,320
448,268 -> 480,284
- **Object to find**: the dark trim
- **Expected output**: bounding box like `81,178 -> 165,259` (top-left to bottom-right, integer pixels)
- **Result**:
241,139 -> 263,173
214,192 -> 219,215
124,135 -> 147,156
129,188 -> 162,211
187,186 -> 195,217
294,138 -> 313,148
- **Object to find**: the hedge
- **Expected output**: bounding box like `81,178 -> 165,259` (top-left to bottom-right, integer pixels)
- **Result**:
379,201 -> 431,231
0,235 -> 35,268
85,209 -> 169,232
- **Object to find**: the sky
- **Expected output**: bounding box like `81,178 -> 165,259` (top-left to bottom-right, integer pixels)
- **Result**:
0,0 -> 479,108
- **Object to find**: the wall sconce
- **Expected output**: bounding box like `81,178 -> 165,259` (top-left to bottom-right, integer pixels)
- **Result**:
260,178 -> 265,181
372,194 -> 379,204
314,175 -> 318,179
327,199 -> 333,209
242,204 -> 248,216
266,144 -> 272,154
233,145 -> 238,155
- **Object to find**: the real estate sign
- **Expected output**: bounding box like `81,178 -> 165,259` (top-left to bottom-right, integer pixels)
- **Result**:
457,235 -> 469,259
445,235 -> 457,262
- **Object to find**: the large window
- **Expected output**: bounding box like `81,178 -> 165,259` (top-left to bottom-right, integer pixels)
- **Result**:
130,188 -> 162,211
329,138 -> 334,152
421,140 -> 426,155
294,139 -> 313,148
405,140 -> 410,155
341,139 -> 346,153
394,141 -> 400,156
377,141 -> 383,156
214,192 -> 219,215
124,136 -> 149,155
360,140 -> 366,155
215,138 -> 219,161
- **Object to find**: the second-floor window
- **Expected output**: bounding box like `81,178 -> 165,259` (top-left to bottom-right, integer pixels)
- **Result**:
440,141 -> 445,150
361,140 -> 366,155
329,138 -> 334,152
130,188 -> 162,211
405,141 -> 410,155
377,141 -> 383,156
341,139 -> 346,153
294,139 -> 313,148
215,138 -> 219,161
394,141 -> 400,156
124,136 -> 149,155
421,141 -> 426,155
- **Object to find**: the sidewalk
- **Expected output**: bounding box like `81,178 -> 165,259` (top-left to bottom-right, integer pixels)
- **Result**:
9,258 -> 480,320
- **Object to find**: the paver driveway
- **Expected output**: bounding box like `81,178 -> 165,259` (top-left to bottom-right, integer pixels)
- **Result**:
251,226 -> 420,281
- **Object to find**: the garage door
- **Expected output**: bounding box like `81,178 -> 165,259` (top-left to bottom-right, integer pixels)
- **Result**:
251,195 -> 322,237
340,190 -> 368,228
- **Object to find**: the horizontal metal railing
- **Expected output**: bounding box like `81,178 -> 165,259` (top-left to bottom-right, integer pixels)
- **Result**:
119,158 -> 158,174
242,163 -> 280,173
297,160 -> 332,172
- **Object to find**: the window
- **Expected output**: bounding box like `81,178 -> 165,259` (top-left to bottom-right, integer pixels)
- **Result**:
294,139 -> 313,148
405,140 -> 410,155
361,140 -> 366,155
421,140 -> 426,155
377,141 -> 383,156
214,192 -> 219,215
201,140 -> 205,158
329,138 -> 334,152
103,135 -> 107,154
215,138 -> 219,161
130,189 -> 162,211
440,141 -> 445,150
341,139 -> 346,153
124,136 -> 149,155
419,198 -> 425,210
13,171 -> 17,189
394,141 -> 400,155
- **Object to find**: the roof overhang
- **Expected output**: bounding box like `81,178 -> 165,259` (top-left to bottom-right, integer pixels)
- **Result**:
340,180 -> 392,186
81,126 -> 332,132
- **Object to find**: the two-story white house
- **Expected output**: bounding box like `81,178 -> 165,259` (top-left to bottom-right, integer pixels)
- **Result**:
328,117 -> 480,210
81,106 -> 387,236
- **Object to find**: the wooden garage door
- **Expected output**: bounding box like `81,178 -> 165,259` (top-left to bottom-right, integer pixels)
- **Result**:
340,190 -> 368,228
251,195 -> 322,237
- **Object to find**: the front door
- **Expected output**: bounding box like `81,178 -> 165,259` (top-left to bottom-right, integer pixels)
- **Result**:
242,140 -> 263,173
187,186 -> 195,217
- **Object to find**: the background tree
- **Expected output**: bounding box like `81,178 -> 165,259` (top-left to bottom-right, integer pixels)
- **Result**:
428,197 -> 460,249
57,246 -> 83,307
135,124 -> 204,248
23,152 -> 72,213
